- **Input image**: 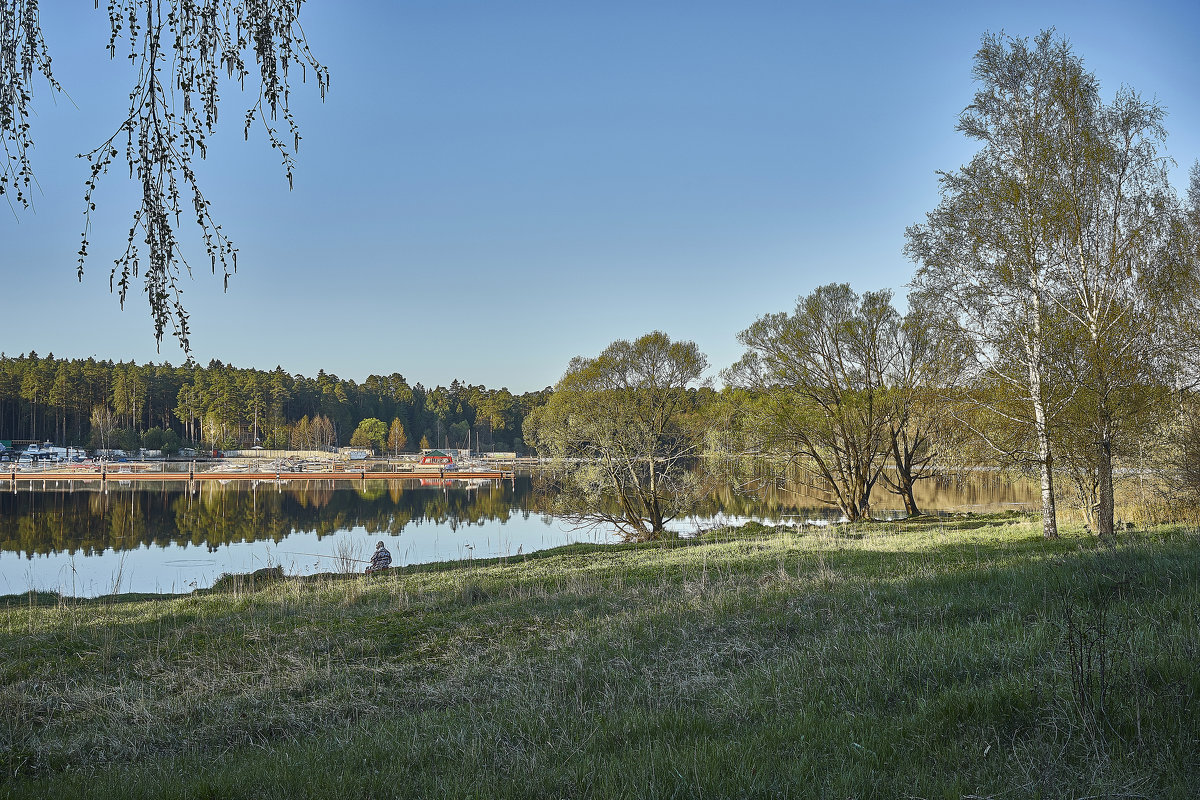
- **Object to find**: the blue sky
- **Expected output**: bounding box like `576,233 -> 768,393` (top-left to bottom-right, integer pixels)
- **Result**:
4,1 -> 1199,392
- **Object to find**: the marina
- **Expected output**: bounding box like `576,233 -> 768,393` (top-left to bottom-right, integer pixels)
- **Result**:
4,468 -> 514,484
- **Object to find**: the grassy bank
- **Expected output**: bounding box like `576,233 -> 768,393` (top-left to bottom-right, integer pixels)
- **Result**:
2,515 -> 1198,798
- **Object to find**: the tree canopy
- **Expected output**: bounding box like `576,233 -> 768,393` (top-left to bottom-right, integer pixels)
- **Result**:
728,283 -> 902,522
0,353 -> 545,455
525,332 -> 709,540
906,29 -> 1200,537
350,418 -> 387,454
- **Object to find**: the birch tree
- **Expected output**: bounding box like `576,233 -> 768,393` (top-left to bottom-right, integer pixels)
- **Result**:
909,30 -> 1200,537
1,1 -> 328,351
906,30 -> 1083,538
1045,86 -> 1199,535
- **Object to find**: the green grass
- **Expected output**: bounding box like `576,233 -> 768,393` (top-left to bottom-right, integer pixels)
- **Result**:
2,515 -> 1199,798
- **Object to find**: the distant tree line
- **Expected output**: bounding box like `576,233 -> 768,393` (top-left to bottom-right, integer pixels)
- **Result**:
0,355 -> 550,455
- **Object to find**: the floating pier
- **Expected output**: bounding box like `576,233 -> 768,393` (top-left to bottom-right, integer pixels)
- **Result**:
6,469 -> 513,484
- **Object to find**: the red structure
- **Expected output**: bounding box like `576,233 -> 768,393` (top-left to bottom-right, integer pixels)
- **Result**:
419,450 -> 455,467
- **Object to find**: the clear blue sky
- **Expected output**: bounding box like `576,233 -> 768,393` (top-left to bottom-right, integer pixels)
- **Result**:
4,1 -> 1199,392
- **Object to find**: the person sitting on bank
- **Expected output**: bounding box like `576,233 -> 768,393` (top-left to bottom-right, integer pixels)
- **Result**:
366,540 -> 392,573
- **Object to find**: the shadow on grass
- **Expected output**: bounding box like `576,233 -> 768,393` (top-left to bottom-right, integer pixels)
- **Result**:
3,518 -> 1198,797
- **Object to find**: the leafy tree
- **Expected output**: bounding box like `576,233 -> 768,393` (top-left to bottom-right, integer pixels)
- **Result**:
160,427 -> 181,455
291,415 -> 312,450
175,380 -> 202,444
525,332 -> 708,540
89,405 -> 117,451
880,302 -> 971,516
908,30 -> 1200,537
728,284 -> 899,523
350,417 -> 387,454
48,362 -> 75,445
906,31 -> 1082,538
114,426 -> 140,452
1,1 -> 328,351
426,387 -> 454,447
419,434 -> 431,451
241,371 -> 267,446
1039,80 -> 1198,535
19,356 -> 49,440
387,418 -> 408,455
312,414 -> 336,451
448,420 -> 470,449
268,368 -> 292,427
476,389 -> 518,450
141,427 -> 165,451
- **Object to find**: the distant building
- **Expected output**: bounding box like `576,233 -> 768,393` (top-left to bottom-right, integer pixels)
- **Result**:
418,450 -> 455,467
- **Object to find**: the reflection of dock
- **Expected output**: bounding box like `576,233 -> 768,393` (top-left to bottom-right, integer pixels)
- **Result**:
6,470 -> 513,484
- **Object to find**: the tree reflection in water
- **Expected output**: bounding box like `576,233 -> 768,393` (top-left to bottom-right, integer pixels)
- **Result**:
0,477 -> 539,558
0,468 -> 1037,559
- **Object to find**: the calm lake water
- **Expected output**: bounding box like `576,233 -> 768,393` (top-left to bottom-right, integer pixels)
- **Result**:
0,471 -> 1038,597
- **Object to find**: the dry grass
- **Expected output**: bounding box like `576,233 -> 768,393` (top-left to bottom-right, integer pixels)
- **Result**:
2,515 -> 1198,798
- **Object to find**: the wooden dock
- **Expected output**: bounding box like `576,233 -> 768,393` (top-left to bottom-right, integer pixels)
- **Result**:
5,470 -> 513,484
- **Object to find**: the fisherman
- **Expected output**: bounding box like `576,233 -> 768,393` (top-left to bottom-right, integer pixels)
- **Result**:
365,540 -> 392,573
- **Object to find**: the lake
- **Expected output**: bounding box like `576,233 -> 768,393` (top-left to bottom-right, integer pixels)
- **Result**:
0,470 -> 1038,597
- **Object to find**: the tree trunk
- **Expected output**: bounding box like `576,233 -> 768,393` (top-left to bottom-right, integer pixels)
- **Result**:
858,477 -> 873,521
844,472 -> 872,522
1096,410 -> 1115,536
648,458 -> 665,534
1033,411 -> 1059,539
900,481 -> 919,517
889,429 -> 922,517
1027,313 -> 1059,539
1034,423 -> 1059,538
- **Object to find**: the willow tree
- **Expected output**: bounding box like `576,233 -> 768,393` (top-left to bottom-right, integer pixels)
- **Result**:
1,1 -> 328,351
880,302 -> 971,516
728,284 -> 900,523
524,332 -> 708,541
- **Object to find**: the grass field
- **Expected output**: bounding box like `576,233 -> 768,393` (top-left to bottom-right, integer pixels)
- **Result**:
2,514 -> 1198,798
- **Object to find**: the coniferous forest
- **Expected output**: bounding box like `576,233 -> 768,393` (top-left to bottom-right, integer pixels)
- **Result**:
0,353 -> 554,454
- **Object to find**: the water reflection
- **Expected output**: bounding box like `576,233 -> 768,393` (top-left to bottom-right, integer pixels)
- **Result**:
697,467 -> 1039,519
0,470 -> 1037,597
0,478 -> 537,558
